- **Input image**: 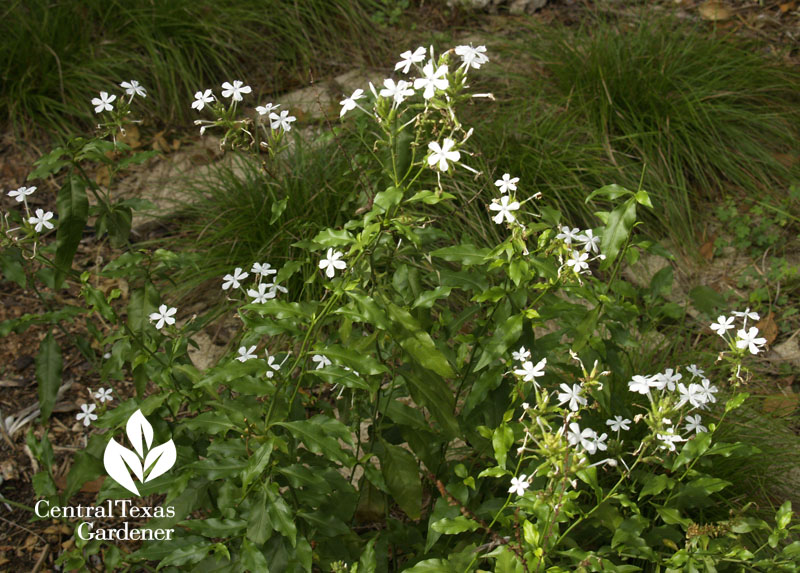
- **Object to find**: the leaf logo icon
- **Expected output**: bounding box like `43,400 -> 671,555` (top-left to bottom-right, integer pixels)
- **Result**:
103,410 -> 176,496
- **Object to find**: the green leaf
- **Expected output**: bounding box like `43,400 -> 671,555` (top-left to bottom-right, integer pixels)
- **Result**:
240,538 -> 270,572
671,431 -> 713,471
431,516 -> 481,534
277,415 -> 355,465
36,332 -> 62,422
267,488 -> 297,547
246,489 -> 273,544
402,368 -> 459,438
725,392 -> 750,413
474,313 -> 522,371
600,198 -> 637,267
640,474 -> 675,498
310,366 -> 375,392
126,282 -> 160,334
657,507 -> 691,527
412,286 -> 452,309
270,197 -> 288,224
430,244 -> 490,266
585,184 -> 633,203
53,176 -> 89,289
688,285 -> 727,316
374,187 -> 403,211
157,542 -> 214,569
312,228 -> 354,248
634,189 -> 654,208
182,518 -> 247,537
241,440 -> 274,490
357,538 -> 377,573
63,448 -> 103,502
381,441 -> 422,520
344,291 -> 391,330
406,190 -> 456,204
492,424 -> 514,469
317,344 -> 387,375
777,501 -> 792,530
385,301 -> 455,378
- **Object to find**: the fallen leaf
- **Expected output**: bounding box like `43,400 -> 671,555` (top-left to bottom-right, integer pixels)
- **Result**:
118,125 -> 141,149
755,312 -> 778,345
763,389 -> 798,417
699,0 -> 732,21
699,238 -> 715,262
780,1 -> 796,13
95,165 -> 111,187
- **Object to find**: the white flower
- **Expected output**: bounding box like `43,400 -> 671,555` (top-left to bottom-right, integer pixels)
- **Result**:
592,432 -> 609,452
379,78 -> 414,105
251,262 -> 277,277
414,62 -> 449,100
120,80 -> 146,99
684,414 -> 707,434
508,474 -> 529,496
8,186 -> 36,202
606,416 -> 631,432
427,138 -> 460,172
736,327 -> 767,355
732,308 -> 760,322
513,357 -> 547,386
697,378 -> 718,405
221,80 -> 252,102
576,229 -> 601,254
236,345 -> 258,362
660,368 -> 682,392
93,388 -> 113,403
265,282 -> 288,298
339,89 -> 365,117
521,402 -> 530,410
192,89 -> 214,111
567,423 -> 598,454
29,209 -> 54,232
566,250 -> 590,274
676,382 -> 704,409
222,267 -> 248,290
455,44 -> 489,70
710,315 -> 735,337
76,403 -> 97,427
312,354 -> 332,370
148,304 -> 177,330
628,375 -> 652,395
91,91 -> 116,114
489,195 -> 520,225
494,173 -> 519,194
265,353 -> 281,378
686,364 -> 704,378
269,110 -> 296,132
557,383 -> 587,412
255,102 -> 278,116
319,248 -> 346,278
395,47 -> 426,74
657,428 -> 686,452
511,346 -> 530,362
247,283 -> 272,304
556,226 -> 580,245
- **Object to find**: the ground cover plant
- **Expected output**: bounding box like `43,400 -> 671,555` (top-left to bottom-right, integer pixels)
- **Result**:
2,33 -> 800,571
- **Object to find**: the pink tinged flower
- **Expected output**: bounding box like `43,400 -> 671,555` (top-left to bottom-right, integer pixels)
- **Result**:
251,262 -> 277,276
29,209 -> 54,232
255,102 -> 278,116
736,327 -> 767,355
319,248 -> 346,278
192,89 -> 214,111
566,250 -> 590,273
414,62 -> 449,100
8,185 -> 36,202
508,475 -> 530,496
489,195 -> 520,224
511,346 -> 530,362
91,91 -> 116,114
269,110 -> 296,132
513,357 -> 547,387
148,304 -> 177,330
455,44 -> 489,70
556,226 -> 580,245
684,414 -> 707,434
710,315 -> 735,337
427,138 -> 460,172
221,80 -> 252,102
236,345 -> 257,362
339,89 -> 365,117
628,375 -> 652,395
222,267 -> 248,290
395,46 -> 426,74
93,388 -> 113,403
606,416 -> 631,432
120,80 -> 146,98
379,78 -> 414,105
76,403 -> 97,427
494,173 -> 519,194
557,383 -> 587,412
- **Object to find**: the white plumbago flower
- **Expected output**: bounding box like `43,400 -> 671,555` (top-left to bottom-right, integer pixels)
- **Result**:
686,364 -> 704,378
265,282 -> 288,298
192,89 -> 215,111
732,308 -> 760,322
455,44 -> 489,70
606,416 -> 631,432
494,173 -> 519,194
379,78 -> 414,105
576,229 -> 601,254
29,209 -> 54,232
508,474 -> 530,496
511,346 -> 530,362
657,428 -> 686,452
339,88 -> 365,117
148,304 -> 177,330
566,250 -> 590,274
319,248 -> 346,278
521,402 -> 530,410
414,62 -> 449,100
247,283 -> 272,304
120,80 -> 146,98
8,185 -> 36,202
91,91 -> 116,114
269,110 -> 296,132
567,423 -> 598,454
221,80 -> 252,102
697,378 -> 718,404
676,382 -> 705,409
556,226 -> 580,245
265,353 -> 281,378
628,375 -> 652,395
660,368 -> 682,392
513,357 -> 547,386
557,383 -> 587,412
93,388 -> 113,403
489,195 -> 520,224
710,315 -> 735,337
684,414 -> 708,434
427,138 -> 460,172
592,432 -> 609,452
236,345 -> 258,362
648,372 -> 668,391
255,102 -> 278,116
76,403 -> 98,427
222,267 -> 248,290
251,262 -> 277,277
312,354 -> 332,370
395,46 -> 426,74
736,327 -> 767,355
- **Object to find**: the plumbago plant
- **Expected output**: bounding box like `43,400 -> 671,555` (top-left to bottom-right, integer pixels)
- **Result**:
3,46 -> 799,572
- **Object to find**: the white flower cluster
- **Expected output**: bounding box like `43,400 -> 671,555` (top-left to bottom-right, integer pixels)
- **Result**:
75,387 -> 115,428
191,81 -> 296,136
710,308 -> 767,355
511,345 -> 547,389
220,262 -> 288,301
557,226 -> 604,275
91,80 -> 147,114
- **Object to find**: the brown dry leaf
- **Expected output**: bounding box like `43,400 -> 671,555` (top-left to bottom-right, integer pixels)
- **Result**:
763,390 -> 798,417
699,239 -> 715,262
780,1 -> 796,13
755,312 -> 778,345
55,474 -> 105,492
151,130 -> 170,153
118,125 -> 141,149
699,0 -> 732,20
95,165 -> 111,188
